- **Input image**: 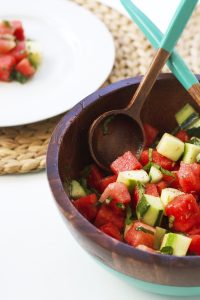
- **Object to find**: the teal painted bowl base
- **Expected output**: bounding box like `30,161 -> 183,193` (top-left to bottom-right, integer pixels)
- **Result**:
94,258 -> 200,297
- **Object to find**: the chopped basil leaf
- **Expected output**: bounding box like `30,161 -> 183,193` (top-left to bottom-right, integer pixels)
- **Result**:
189,137 -> 200,146
186,127 -> 200,138
160,246 -> 173,255
10,70 -> 28,84
3,20 -> 11,28
136,195 -> 150,218
136,182 -> 145,199
135,226 -> 154,235
159,167 -> 175,178
102,116 -> 115,135
125,205 -> 133,225
116,203 -> 125,210
143,161 -> 152,172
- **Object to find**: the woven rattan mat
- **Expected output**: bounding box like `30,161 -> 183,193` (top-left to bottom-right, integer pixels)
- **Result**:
1,0 -> 200,175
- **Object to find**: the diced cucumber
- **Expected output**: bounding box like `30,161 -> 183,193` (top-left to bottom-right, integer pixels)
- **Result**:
175,104 -> 198,126
117,170 -> 149,191
157,133 -> 184,161
161,188 -> 184,210
136,194 -> 164,227
70,180 -> 86,199
26,40 -> 42,68
160,233 -> 192,256
188,118 -> 200,129
182,143 -> 200,163
189,137 -> 200,146
149,166 -> 163,183
153,227 -> 167,250
197,153 -> 200,163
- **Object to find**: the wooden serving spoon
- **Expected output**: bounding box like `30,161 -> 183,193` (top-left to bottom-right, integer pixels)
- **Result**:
121,0 -> 200,107
89,0 -> 198,171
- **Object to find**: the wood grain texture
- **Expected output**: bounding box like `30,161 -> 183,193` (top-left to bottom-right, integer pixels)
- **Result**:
188,83 -> 200,107
47,74 -> 200,288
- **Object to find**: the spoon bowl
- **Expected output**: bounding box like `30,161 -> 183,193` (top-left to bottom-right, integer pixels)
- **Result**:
89,110 -> 144,170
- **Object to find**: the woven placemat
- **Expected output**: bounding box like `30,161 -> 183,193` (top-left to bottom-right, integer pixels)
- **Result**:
1,0 -> 200,175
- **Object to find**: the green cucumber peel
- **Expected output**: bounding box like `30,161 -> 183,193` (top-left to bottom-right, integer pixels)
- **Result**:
189,137 -> 200,146
135,226 -> 154,235
160,246 -> 173,255
186,127 -> 200,138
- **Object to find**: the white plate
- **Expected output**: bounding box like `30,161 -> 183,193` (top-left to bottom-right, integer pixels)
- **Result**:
0,0 -> 115,126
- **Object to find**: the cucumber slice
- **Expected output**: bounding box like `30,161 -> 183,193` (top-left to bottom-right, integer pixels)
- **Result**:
136,194 -> 164,227
160,233 -> 192,256
149,166 -> 163,183
157,133 -> 184,161
175,104 -> 198,126
70,180 -> 86,199
153,227 -> 167,250
161,188 -> 184,210
182,143 -> 200,163
26,40 -> 42,68
117,170 -> 149,191
188,118 -> 200,129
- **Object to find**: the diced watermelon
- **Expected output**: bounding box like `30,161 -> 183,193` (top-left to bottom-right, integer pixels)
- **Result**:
143,123 -> 158,147
9,41 -> 27,63
162,171 -> 181,190
73,194 -> 98,222
15,58 -> 36,77
140,150 -> 175,171
145,183 -> 159,197
0,55 -> 16,81
0,38 -> 16,54
0,21 -> 14,35
178,162 -> 200,193
124,221 -> 155,248
156,180 -> 168,195
189,235 -> 200,255
133,186 -> 141,209
94,205 -> 125,231
111,151 -> 142,175
175,130 -> 189,142
165,194 -> 200,232
97,175 -> 117,193
99,182 -> 131,205
100,222 -> 122,241
11,20 -> 25,41
86,164 -> 103,190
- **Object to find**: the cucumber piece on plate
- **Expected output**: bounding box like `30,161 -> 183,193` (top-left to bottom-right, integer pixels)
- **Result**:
157,133 -> 184,161
182,143 -> 200,163
136,194 -> 164,227
161,188 -> 184,210
188,118 -> 200,129
160,233 -> 192,256
70,180 -> 86,199
117,170 -> 149,191
154,226 -> 167,250
26,40 -> 42,68
149,166 -> 163,183
175,104 -> 198,126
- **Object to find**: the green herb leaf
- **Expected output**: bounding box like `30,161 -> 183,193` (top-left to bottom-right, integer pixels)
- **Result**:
116,203 -> 125,210
10,70 -> 28,84
136,182 -> 145,199
102,116 -> 115,135
189,137 -> 200,146
3,20 -> 11,28
159,167 -> 175,178
135,226 -> 154,235
186,127 -> 200,138
125,205 -> 133,225
160,246 -> 173,255
143,161 -> 152,172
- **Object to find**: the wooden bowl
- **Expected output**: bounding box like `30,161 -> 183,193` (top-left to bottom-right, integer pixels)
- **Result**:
47,74 -> 200,296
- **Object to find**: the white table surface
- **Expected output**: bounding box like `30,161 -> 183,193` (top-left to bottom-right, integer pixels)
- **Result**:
0,1 -> 198,300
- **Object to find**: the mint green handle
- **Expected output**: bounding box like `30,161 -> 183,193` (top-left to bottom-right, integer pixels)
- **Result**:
160,0 -> 198,53
120,0 -> 198,90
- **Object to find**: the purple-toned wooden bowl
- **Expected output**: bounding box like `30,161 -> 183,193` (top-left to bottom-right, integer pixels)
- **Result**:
47,74 -> 200,296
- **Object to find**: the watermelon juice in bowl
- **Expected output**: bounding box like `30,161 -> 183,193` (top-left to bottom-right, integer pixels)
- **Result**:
47,74 -> 200,296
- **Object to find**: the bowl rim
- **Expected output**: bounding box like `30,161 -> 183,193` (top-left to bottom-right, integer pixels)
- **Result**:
47,73 -> 200,267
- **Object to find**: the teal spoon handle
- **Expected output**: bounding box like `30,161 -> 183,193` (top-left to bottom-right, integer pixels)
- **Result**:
120,0 -> 199,90
160,0 -> 198,53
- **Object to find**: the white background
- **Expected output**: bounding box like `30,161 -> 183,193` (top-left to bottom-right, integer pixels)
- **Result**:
0,1 -> 198,300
